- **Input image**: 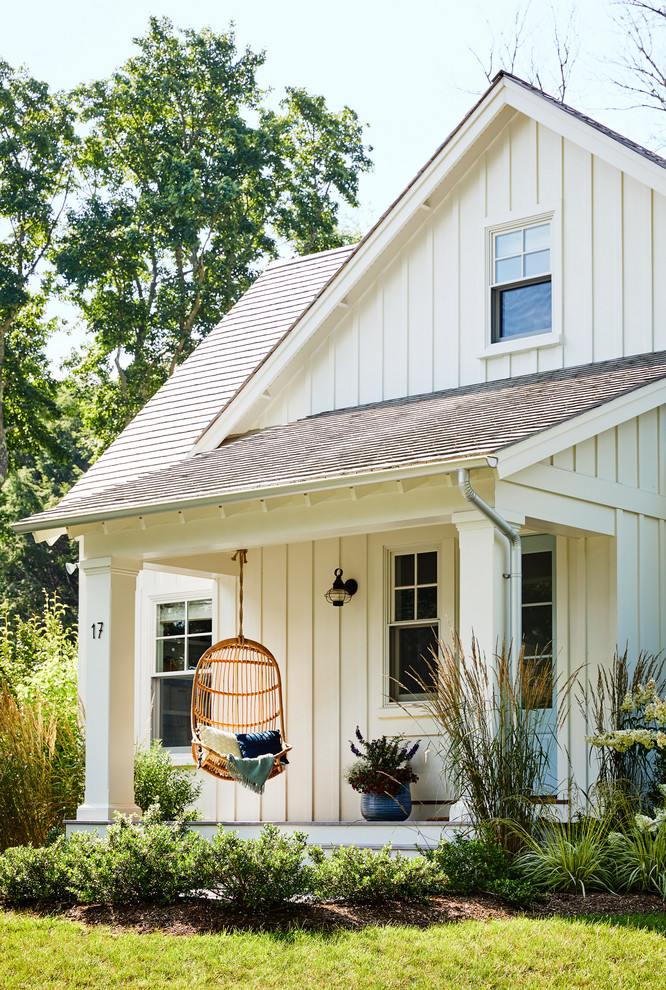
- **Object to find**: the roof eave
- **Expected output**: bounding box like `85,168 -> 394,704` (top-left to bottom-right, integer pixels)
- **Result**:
12,454 -> 493,538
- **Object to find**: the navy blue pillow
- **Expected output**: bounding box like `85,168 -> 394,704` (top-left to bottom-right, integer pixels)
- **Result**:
236,730 -> 289,764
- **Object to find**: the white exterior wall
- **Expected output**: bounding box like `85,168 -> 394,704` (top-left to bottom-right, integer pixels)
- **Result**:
547,407 -> 666,658
132,527 -> 457,823
256,113 -> 666,432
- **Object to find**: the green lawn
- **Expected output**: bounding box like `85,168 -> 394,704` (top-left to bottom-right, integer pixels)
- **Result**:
2,911 -> 666,989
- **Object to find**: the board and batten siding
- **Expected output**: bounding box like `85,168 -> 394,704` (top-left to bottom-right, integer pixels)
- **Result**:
255,112 -> 666,432
547,407 -> 666,659
190,528 -> 456,824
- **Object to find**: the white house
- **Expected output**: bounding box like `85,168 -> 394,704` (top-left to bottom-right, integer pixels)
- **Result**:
15,72 -> 666,841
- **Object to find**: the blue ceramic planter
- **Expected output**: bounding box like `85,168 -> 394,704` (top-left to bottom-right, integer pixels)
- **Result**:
360,784 -> 411,821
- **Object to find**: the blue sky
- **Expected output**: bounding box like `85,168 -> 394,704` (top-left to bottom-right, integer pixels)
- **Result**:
2,0 -> 662,365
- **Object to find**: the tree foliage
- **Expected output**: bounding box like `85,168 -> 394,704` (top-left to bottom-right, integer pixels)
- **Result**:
0,386 -> 92,624
56,17 -> 372,443
0,61 -> 75,485
272,87 -> 372,254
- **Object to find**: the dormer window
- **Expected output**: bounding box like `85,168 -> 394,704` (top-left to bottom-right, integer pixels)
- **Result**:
491,222 -> 551,341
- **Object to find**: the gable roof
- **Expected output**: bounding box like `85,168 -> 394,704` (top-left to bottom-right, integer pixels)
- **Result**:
60,244 -> 354,506
17,350 -> 666,534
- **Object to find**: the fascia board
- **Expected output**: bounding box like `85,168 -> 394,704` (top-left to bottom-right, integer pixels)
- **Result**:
14,455 -> 489,537
502,78 -> 666,195
497,378 -> 666,478
189,84 -> 513,454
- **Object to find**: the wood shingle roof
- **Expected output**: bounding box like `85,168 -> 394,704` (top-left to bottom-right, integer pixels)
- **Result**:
18,350 -> 666,533
59,244 -> 354,506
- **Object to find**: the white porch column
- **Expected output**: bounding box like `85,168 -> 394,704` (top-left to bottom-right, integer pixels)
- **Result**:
453,513 -> 510,660
77,556 -> 142,821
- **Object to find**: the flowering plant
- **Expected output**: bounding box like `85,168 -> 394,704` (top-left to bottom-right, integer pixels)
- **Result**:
344,727 -> 419,796
587,680 -> 666,753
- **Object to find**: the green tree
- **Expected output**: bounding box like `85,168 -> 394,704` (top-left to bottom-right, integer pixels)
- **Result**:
0,61 -> 75,486
56,17 -> 372,444
273,87 -> 372,254
0,385 -> 93,624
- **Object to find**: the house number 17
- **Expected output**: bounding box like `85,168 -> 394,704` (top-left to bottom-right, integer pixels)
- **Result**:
91,622 -> 104,639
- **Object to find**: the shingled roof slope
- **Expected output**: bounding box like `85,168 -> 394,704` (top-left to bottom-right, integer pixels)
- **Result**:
19,350 -> 666,533
60,245 -> 354,506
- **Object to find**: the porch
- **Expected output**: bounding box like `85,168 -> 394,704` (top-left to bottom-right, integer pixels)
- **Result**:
67,458 -> 622,830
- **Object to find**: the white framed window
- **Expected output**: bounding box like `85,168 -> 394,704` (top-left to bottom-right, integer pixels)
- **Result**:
386,547 -> 439,704
151,597 -> 213,748
490,219 -> 552,343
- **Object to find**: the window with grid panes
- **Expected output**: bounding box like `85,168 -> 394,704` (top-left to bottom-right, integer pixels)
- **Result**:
152,598 -> 212,747
521,548 -> 554,711
491,222 -> 551,341
388,550 -> 439,703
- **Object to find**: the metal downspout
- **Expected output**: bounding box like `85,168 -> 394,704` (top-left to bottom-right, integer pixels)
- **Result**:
457,468 -> 522,667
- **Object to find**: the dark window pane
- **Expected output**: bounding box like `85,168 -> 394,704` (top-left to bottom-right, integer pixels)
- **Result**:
498,280 -> 551,338
188,599 -> 213,635
522,655 -> 553,710
522,604 -> 552,657
394,554 -> 414,587
187,635 -> 212,668
522,552 -> 553,604
156,638 -> 185,673
417,551 -> 437,585
417,586 -> 438,619
157,602 -> 185,637
154,676 -> 194,747
389,625 -> 438,701
395,588 -> 415,621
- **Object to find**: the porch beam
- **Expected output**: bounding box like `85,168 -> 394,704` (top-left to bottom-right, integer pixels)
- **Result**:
495,481 -> 615,536
509,462 -> 666,519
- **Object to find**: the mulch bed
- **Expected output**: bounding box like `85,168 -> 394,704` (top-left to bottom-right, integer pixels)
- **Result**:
22,892 -> 666,936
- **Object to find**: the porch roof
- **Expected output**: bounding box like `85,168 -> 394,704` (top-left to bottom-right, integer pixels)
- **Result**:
15,349 -> 666,534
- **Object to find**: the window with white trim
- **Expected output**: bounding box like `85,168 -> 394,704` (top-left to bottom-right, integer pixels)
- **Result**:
491,221 -> 551,341
152,598 -> 213,748
387,549 -> 439,703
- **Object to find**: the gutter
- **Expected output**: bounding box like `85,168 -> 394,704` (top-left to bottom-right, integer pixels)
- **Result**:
457,468 -> 522,667
12,456 -> 492,537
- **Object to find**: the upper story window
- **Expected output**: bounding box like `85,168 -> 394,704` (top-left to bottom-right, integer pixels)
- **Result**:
152,598 -> 213,748
491,222 -> 551,342
387,549 -> 439,703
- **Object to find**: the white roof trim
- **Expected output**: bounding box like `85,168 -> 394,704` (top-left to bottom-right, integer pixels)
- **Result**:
497,376 -> 666,478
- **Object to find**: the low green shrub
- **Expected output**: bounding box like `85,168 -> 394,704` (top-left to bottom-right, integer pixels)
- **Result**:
426,832 -> 538,908
311,844 -> 443,903
518,819 -> 614,896
206,824 -> 313,909
134,740 -> 201,820
65,809 -> 208,904
0,838 -> 71,903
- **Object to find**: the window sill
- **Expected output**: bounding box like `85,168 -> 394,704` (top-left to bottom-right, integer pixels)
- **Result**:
478,331 -> 562,359
375,703 -> 427,719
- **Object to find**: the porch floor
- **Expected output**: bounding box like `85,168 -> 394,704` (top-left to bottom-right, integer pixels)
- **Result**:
66,819 -> 467,855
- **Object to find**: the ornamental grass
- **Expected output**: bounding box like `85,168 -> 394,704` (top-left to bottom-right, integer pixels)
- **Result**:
407,635 -> 575,853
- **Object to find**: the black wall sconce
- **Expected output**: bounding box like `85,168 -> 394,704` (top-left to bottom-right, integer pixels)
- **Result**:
325,568 -> 358,606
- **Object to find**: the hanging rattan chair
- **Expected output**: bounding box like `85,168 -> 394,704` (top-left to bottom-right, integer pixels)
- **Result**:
191,551 -> 291,782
